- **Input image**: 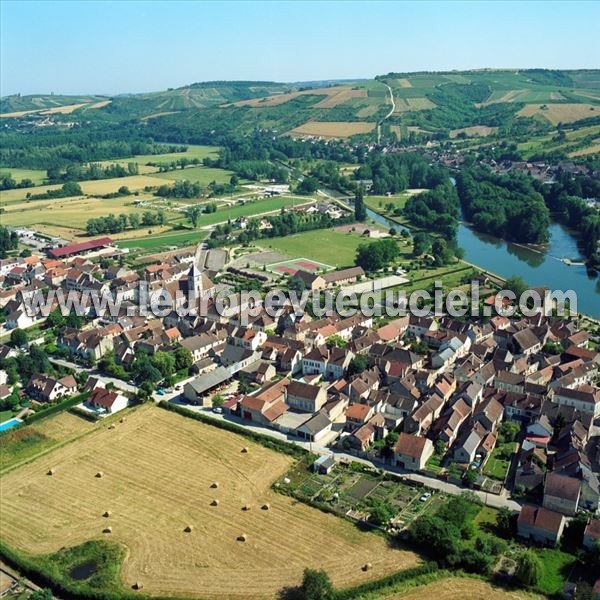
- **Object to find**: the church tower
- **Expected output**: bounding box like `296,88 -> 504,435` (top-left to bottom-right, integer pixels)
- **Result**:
188,244 -> 204,301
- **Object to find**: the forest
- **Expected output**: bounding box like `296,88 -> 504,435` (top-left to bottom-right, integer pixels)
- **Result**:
456,167 -> 551,244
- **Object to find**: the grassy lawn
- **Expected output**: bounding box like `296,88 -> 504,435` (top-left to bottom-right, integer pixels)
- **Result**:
263,228 -> 369,267
483,442 -> 516,481
0,409 -> 17,422
149,165 -> 236,186
425,453 -> 444,474
113,144 -> 220,166
535,548 -> 578,595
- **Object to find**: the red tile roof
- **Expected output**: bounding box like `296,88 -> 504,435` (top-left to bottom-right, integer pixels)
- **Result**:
49,237 -> 113,259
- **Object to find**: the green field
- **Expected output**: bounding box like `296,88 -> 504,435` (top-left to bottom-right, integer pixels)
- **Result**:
0,168 -> 48,186
264,228 -> 371,267
117,229 -> 207,251
124,144 -> 220,165
149,165 -> 235,186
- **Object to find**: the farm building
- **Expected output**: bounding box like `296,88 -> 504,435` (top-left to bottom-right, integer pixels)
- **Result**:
183,367 -> 233,406
313,454 -> 336,475
47,237 -> 114,259
294,411 -> 333,442
295,267 -> 365,291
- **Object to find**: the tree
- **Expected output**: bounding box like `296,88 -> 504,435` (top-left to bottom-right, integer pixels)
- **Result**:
346,355 -> 367,377
412,232 -> 431,256
504,275 -> 528,298
496,507 -> 515,537
46,308 -> 65,328
300,568 -> 334,600
297,176 -> 319,195
463,468 -> 478,485
355,238 -> 400,271
174,346 -> 193,371
289,274 -> 306,295
184,205 -> 204,228
515,550 -> 542,587
212,393 -> 224,408
354,184 -> 366,221
30,590 -> 53,600
434,439 -> 446,456
10,328 -> 28,348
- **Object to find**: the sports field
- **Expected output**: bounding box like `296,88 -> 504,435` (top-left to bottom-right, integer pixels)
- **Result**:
264,228 -> 371,267
0,405 -> 418,598
266,257 -> 333,275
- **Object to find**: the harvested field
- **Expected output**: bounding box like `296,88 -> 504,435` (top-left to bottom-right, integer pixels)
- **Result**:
0,174 -> 169,204
232,85 -> 364,108
0,405 -> 418,598
569,141 -> 600,157
384,576 -> 541,600
517,103 -> 598,124
290,121 -> 376,139
1,411 -> 94,473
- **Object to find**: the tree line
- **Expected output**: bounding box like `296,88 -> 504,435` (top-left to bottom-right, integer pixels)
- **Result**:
86,210 -> 165,235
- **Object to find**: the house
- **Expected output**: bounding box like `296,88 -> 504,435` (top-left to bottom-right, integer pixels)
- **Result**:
25,374 -> 77,403
583,518 -> 600,551
86,387 -> 128,414
453,427 -> 483,464
517,505 -> 565,546
543,471 -> 581,516
302,345 -> 353,380
297,266 -> 365,291
345,403 -> 374,430
553,385 -> 600,417
295,411 -> 333,442
394,433 -> 434,471
239,392 -> 287,427
285,380 -> 327,413
472,397 -> 504,432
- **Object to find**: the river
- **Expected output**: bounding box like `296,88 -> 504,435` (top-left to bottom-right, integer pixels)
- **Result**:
365,207 -> 600,319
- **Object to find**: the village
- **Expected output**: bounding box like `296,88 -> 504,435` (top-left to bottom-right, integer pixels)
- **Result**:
0,223 -> 599,576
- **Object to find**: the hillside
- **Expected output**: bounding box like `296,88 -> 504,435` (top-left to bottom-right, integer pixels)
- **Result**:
2,71 -> 600,154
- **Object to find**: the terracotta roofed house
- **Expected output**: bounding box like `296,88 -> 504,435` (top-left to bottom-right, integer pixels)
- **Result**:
394,433 -> 434,471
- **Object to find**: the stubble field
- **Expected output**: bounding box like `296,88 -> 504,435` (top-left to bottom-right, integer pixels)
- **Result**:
0,405 -> 418,598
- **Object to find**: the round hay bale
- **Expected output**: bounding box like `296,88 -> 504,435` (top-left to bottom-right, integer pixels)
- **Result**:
103,511 -> 111,518
241,447 -> 249,453
132,582 -> 143,590
108,424 -> 115,430
242,504 -> 251,511
120,418 -> 125,423
261,503 -> 270,511
47,468 -> 55,476
103,526 -> 112,534
95,471 -> 104,478
362,563 -> 372,572
211,499 -> 219,506
184,525 -> 193,533
210,481 -> 219,489
237,533 -> 247,542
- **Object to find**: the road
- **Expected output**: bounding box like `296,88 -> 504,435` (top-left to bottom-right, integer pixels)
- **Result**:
168,398 -> 521,512
48,357 -> 138,394
377,83 -> 395,144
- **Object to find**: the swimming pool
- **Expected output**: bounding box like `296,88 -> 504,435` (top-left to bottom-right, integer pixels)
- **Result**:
0,418 -> 21,432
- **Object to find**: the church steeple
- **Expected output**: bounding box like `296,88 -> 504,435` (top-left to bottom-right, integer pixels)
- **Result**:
188,244 -> 204,300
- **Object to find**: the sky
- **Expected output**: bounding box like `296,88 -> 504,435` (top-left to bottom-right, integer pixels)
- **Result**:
1,0 -> 599,96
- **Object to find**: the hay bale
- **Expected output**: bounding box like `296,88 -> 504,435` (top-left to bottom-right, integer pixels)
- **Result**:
261,503 -> 270,511
210,481 -> 219,488
120,418 -> 125,423
103,511 -> 111,518
132,582 -> 143,590
184,525 -> 193,533
103,526 -> 112,534
237,533 -> 247,542
108,424 -> 115,430
47,468 -> 55,476
95,471 -> 104,478
242,504 -> 251,511
211,499 -> 219,506
362,563 -> 372,572
241,447 -> 249,453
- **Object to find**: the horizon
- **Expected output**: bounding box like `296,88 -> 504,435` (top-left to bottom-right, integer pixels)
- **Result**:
2,0 -> 600,96
3,67 -> 600,99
